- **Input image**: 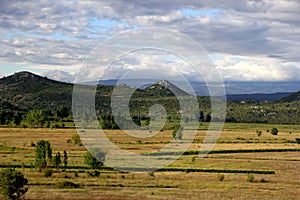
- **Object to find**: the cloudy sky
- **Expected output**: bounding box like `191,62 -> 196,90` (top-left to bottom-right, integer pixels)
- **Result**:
0,0 -> 299,84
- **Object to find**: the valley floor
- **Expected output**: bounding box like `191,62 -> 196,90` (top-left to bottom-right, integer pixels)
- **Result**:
0,123 -> 299,199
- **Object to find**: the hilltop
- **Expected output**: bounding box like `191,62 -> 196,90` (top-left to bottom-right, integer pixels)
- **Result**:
0,71 -> 73,111
278,90 -> 300,103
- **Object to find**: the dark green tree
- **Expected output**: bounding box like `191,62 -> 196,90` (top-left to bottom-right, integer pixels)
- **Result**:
35,140 -> 52,171
53,152 -> 61,169
0,168 -> 28,200
13,112 -> 23,126
205,113 -> 211,122
199,111 -> 205,122
172,125 -> 183,140
23,110 -> 50,128
183,116 -> 189,124
63,150 -> 68,169
84,148 -> 106,169
56,106 -> 69,118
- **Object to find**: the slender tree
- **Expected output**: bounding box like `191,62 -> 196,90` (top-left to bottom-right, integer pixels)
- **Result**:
63,150 -> 68,169
53,152 -> 61,169
35,140 -> 52,171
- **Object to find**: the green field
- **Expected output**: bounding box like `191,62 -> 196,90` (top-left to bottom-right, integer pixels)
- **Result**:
0,123 -> 300,199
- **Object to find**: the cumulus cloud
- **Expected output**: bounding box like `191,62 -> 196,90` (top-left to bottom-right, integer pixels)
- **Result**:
42,70 -> 75,83
0,0 -> 299,86
215,56 -> 300,81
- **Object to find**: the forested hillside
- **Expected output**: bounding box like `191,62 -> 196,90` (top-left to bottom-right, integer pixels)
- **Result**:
0,71 -> 300,127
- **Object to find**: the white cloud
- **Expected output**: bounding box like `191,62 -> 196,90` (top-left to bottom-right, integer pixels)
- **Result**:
0,0 -> 299,86
215,55 -> 300,81
42,70 -> 75,83
26,64 -> 81,71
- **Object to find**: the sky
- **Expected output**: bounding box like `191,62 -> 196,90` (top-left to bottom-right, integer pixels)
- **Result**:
0,0 -> 299,85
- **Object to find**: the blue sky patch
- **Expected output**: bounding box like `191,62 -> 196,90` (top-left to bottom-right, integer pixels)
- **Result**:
181,8 -> 220,17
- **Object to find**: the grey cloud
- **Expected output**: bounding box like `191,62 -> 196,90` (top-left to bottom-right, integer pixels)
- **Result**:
0,0 -> 299,82
43,70 -> 75,83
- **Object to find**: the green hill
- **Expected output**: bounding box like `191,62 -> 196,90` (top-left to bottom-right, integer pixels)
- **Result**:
278,90 -> 300,103
0,72 -> 190,113
1,71 -> 300,126
0,71 -> 73,111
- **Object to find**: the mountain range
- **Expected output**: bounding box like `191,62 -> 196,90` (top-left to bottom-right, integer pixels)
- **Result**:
1,71 -> 300,124
0,72 -> 189,112
0,72 -> 299,111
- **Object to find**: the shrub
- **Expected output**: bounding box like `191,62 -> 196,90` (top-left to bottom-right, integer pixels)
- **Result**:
74,171 -> 79,178
260,178 -> 268,183
256,130 -> 262,137
296,138 -> 300,144
55,181 -> 79,189
84,148 -> 105,169
64,175 -> 70,179
30,141 -> 36,147
218,174 -> 225,181
68,134 -> 82,146
172,125 -> 183,140
148,172 -> 155,178
0,168 -> 28,200
51,123 -> 60,128
247,174 -> 255,182
87,170 -> 100,177
270,128 -> 278,135
43,169 -> 53,177
191,156 -> 196,162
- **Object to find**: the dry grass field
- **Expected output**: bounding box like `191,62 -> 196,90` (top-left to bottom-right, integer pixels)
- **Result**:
0,123 -> 300,199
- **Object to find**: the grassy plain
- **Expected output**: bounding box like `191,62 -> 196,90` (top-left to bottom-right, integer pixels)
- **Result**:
0,123 -> 299,199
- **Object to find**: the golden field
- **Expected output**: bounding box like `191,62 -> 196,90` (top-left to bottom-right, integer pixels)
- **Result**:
0,123 -> 299,199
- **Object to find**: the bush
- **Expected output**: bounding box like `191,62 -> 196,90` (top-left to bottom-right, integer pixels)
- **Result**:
247,174 -> 255,182
43,169 -> 53,177
148,172 -> 155,178
87,170 -> 100,177
74,171 -> 79,178
172,125 -> 183,140
296,138 -> 300,144
51,123 -> 60,128
84,148 -> 105,169
30,141 -> 36,147
55,181 -> 79,189
0,168 -> 28,200
218,174 -> 225,181
67,134 -> 82,146
270,128 -> 278,135
260,178 -> 268,183
256,130 -> 262,137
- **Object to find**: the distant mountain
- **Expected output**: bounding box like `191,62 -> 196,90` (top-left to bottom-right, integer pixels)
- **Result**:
98,79 -> 300,97
1,71 -> 300,125
142,80 -> 190,97
226,92 -> 293,102
0,72 -> 190,112
278,91 -> 300,103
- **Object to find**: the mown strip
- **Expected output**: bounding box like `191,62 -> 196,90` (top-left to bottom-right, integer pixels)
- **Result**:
115,167 -> 275,174
141,148 -> 300,156
0,164 -> 275,174
0,145 -> 25,151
